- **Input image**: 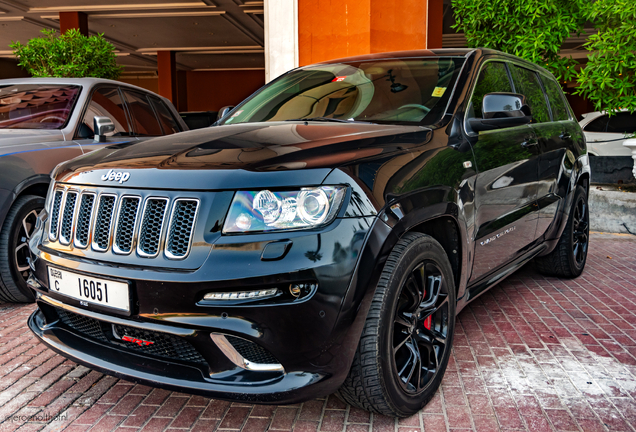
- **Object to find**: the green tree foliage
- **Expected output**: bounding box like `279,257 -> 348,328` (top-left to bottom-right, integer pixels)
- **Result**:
10,29 -> 122,79
575,0 -> 636,113
451,0 -> 587,82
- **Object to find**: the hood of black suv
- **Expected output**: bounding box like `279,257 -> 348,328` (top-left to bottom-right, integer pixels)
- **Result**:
56,122 -> 431,190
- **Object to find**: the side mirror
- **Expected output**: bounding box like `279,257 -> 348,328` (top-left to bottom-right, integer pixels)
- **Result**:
217,106 -> 235,122
93,116 -> 115,142
469,93 -> 533,132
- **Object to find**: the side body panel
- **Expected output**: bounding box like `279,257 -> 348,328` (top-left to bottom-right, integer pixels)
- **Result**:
468,124 -> 540,282
0,137 -> 83,228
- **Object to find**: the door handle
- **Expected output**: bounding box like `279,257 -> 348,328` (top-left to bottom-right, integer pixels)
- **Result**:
560,132 -> 571,140
521,139 -> 538,148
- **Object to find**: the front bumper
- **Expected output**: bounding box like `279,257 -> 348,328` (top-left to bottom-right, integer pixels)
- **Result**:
29,300 -> 331,403
28,215 -> 378,403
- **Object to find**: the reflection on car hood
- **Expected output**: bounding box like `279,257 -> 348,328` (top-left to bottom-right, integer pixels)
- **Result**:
56,122 -> 431,190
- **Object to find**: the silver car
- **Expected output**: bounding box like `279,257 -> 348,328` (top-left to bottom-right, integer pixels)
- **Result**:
0,78 -> 187,303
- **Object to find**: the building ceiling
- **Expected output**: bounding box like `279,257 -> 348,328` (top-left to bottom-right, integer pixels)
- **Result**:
0,0 -> 265,75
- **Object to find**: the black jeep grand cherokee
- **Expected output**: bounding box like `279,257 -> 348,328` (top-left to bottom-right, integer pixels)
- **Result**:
27,48 -> 590,417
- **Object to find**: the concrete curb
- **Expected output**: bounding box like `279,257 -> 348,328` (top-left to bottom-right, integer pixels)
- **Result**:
589,188 -> 636,235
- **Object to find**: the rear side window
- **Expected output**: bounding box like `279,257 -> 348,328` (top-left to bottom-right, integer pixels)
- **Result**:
509,65 -> 550,124
584,112 -> 636,134
607,112 -> 636,134
468,61 -> 512,119
76,87 -> 132,139
122,90 -> 163,136
584,115 -> 609,132
150,97 -> 180,135
540,75 -> 569,121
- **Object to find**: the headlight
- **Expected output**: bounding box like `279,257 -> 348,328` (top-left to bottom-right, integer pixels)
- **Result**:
223,186 -> 346,233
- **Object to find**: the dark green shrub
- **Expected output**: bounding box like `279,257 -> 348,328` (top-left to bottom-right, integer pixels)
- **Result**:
10,29 -> 122,79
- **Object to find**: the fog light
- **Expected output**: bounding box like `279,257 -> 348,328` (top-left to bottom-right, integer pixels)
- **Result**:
204,288 -> 278,301
289,283 -> 317,298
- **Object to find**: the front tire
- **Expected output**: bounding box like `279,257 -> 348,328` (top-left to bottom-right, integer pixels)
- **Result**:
0,195 -> 44,303
535,185 -> 589,278
337,232 -> 456,417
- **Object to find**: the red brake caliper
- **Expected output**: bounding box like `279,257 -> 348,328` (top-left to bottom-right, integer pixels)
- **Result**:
424,315 -> 432,330
423,286 -> 431,330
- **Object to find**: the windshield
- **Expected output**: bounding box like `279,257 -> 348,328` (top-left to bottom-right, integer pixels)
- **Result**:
221,57 -> 464,126
0,84 -> 81,130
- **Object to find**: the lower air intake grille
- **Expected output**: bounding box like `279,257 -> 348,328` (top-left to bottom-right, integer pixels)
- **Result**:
225,335 -> 279,364
113,324 -> 206,364
57,309 -> 108,342
55,308 -> 206,365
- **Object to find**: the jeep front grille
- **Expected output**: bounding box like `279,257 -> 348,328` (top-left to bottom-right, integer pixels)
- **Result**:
138,198 -> 168,257
114,196 -> 141,254
48,188 -> 199,260
166,199 -> 199,259
59,191 -> 78,245
48,190 -> 64,241
92,195 -> 116,251
74,193 -> 95,248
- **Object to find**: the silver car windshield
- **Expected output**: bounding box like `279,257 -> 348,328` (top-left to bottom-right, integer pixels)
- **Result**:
0,84 -> 81,130
222,57 -> 464,126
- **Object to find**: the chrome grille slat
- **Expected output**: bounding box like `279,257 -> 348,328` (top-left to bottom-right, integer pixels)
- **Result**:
166,199 -> 199,259
48,190 -> 64,241
74,193 -> 95,248
47,187 -> 199,260
113,196 -> 141,255
92,195 -> 117,251
137,198 -> 169,257
59,191 -> 78,245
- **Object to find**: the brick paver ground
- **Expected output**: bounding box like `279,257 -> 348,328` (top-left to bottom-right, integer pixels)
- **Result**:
1,233 -> 636,432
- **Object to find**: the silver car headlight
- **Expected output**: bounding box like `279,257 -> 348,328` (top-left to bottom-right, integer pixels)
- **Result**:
223,186 -> 346,233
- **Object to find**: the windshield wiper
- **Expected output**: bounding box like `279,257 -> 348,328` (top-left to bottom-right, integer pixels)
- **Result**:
284,117 -> 374,124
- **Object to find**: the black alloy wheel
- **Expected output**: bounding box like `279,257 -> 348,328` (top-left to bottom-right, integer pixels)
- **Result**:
0,195 -> 44,303
571,195 -> 589,267
337,232 -> 456,417
393,261 -> 450,394
535,185 -> 589,278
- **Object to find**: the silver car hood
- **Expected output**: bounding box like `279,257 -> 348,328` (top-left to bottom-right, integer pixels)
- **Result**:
0,129 -> 65,149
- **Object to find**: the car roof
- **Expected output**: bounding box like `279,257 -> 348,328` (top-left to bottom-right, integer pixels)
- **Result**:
316,48 -> 553,77
0,77 -> 166,99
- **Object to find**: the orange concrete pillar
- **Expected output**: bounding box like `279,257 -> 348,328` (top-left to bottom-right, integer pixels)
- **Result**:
298,0 -> 372,66
370,0 -> 428,53
59,12 -> 88,36
157,51 -> 177,103
298,0 -> 443,66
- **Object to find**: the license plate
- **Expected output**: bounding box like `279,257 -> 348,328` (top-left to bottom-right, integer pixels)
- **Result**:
48,267 -> 130,312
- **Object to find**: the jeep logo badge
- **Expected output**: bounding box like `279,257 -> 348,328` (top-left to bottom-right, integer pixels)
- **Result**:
101,169 -> 130,184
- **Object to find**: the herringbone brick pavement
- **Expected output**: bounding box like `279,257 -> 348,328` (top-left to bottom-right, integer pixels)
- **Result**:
1,233 -> 635,431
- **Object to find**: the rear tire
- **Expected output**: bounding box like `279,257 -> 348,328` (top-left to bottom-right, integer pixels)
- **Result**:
0,195 -> 44,303
535,185 -> 589,278
337,232 -> 456,417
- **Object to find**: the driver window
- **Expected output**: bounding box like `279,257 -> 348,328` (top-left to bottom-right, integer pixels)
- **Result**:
75,87 -> 132,139
467,62 -> 512,120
